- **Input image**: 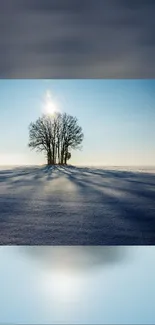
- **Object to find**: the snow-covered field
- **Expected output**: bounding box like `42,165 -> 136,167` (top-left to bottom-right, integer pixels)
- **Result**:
0,165 -> 155,244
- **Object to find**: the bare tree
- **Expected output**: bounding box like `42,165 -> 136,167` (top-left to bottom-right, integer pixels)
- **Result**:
28,115 -> 53,165
65,152 -> 71,164
63,114 -> 83,164
28,113 -> 84,165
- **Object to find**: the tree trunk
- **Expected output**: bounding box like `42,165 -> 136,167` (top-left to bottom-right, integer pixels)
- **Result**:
64,147 -> 68,165
47,152 -> 51,165
55,145 -> 57,164
47,154 -> 50,165
61,148 -> 64,164
57,139 -> 60,164
52,143 -> 55,165
47,148 -> 53,165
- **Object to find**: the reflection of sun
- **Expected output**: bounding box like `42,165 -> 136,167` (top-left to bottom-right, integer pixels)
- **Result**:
44,90 -> 59,116
41,269 -> 81,303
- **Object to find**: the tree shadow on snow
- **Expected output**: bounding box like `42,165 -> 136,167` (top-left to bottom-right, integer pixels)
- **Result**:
19,246 -> 131,273
57,166 -> 155,244
0,165 -> 59,186
0,165 -> 155,244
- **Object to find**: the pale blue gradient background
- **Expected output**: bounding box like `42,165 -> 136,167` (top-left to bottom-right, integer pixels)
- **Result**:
0,79 -> 155,166
0,246 -> 155,324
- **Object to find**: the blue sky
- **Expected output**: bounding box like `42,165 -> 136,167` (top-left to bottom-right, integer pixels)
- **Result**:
0,79 -> 155,166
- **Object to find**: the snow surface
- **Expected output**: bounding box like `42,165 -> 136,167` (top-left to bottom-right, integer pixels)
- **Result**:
0,165 -> 155,244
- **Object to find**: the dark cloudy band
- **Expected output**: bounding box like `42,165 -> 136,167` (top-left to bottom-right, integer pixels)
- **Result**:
0,0 -> 155,78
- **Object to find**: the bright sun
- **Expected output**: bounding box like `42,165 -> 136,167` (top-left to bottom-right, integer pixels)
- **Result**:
45,101 -> 57,115
44,90 -> 59,115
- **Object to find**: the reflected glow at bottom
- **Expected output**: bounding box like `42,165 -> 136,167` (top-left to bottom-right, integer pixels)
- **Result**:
40,268 -> 82,304
1,247 -> 155,324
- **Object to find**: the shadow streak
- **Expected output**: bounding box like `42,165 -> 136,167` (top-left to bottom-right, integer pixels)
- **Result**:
0,165 -> 155,244
19,246 -> 130,273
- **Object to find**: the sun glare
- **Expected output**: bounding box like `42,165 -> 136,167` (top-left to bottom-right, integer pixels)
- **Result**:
43,90 -> 59,116
40,269 -> 81,303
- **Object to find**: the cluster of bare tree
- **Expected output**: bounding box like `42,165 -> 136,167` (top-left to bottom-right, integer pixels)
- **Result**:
28,113 -> 84,165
